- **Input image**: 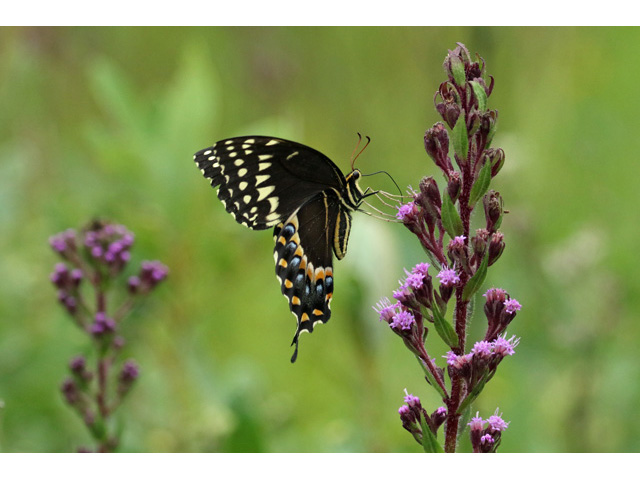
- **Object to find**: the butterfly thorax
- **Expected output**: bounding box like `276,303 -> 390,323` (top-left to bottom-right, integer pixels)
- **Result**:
342,169 -> 365,211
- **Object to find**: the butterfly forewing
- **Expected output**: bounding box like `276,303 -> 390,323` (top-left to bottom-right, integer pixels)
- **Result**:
194,136 -> 347,230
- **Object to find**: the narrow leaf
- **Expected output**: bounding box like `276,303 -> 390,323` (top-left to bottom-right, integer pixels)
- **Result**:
421,416 -> 444,453
450,55 -> 466,86
432,305 -> 459,349
441,192 -> 463,239
457,372 -> 490,414
470,80 -> 487,112
451,113 -> 468,162
468,160 -> 492,208
462,251 -> 489,302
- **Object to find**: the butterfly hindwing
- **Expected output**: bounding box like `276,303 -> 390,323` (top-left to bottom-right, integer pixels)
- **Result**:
194,136 -> 347,231
274,191 -> 349,362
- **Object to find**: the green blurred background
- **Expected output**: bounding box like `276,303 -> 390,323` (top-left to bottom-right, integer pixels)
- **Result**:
1,26 -> 638,452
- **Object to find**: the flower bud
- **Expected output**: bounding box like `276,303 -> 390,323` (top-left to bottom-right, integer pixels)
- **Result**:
90,312 -> 117,337
447,236 -> 469,273
430,406 -> 447,431
436,267 -> 459,304
435,95 -> 461,130
471,228 -> 489,258
483,190 -> 504,233
477,110 -> 499,148
444,351 -> 472,382
424,123 -> 453,174
49,229 -> 78,258
417,176 -> 441,217
61,378 -> 80,405
484,147 -> 505,177
118,359 -> 140,397
488,231 -> 505,266
446,171 -> 461,203
137,261 -> 169,293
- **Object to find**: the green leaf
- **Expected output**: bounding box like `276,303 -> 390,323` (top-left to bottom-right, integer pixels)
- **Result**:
462,251 -> 489,302
431,305 -> 459,349
450,55 -> 466,87
457,372 -> 491,414
420,416 -> 444,453
470,80 -> 487,112
441,192 -> 463,239
459,403 -> 473,431
468,160 -> 492,208
451,113 -> 469,162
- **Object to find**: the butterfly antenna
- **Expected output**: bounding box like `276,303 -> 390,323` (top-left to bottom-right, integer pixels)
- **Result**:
362,169 -> 404,199
351,133 -> 371,171
349,133 -> 363,170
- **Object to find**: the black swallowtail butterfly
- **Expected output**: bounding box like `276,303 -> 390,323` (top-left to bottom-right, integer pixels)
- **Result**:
194,136 -> 367,362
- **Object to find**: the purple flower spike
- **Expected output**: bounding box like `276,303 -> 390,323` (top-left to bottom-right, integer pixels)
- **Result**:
369,44 -> 518,452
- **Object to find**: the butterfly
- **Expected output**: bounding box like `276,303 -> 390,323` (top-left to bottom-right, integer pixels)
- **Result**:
194,136 -> 369,362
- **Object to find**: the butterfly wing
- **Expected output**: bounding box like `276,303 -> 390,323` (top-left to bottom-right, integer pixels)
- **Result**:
194,136 -> 347,230
273,190 -> 351,362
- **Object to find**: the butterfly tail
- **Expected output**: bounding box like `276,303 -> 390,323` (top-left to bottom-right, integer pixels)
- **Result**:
290,333 -> 300,363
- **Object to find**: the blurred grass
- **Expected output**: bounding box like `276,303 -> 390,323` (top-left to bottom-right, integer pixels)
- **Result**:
1,26 -> 639,452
